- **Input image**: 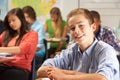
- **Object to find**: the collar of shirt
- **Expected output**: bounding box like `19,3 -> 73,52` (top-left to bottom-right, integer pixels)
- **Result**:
77,38 -> 98,58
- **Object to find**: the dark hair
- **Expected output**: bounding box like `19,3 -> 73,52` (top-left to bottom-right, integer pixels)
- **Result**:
3,8 -> 29,46
22,6 -> 36,20
90,10 -> 101,21
67,8 -> 94,25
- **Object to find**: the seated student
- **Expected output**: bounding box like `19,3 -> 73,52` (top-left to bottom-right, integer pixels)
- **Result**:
90,10 -> 120,52
37,8 -> 120,80
44,7 -> 68,58
114,26 -> 120,42
22,6 -> 45,70
0,8 -> 38,80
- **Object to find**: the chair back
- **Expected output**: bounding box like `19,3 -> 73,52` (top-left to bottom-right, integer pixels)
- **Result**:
43,39 -> 48,60
117,55 -> 120,63
29,57 -> 36,80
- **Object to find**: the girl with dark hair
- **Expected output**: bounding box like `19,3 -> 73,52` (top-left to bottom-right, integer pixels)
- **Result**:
0,8 -> 38,80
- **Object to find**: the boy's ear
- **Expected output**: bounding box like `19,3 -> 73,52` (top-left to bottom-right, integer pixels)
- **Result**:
91,23 -> 96,32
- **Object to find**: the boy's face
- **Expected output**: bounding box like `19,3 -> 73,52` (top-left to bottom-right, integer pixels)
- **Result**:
68,14 -> 95,48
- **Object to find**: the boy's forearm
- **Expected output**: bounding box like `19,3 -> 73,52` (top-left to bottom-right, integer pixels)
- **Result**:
61,69 -> 85,75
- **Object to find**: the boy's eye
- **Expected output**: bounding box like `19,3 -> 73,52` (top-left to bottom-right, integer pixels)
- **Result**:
78,24 -> 83,28
69,26 -> 75,31
69,23 -> 85,31
78,24 -> 81,27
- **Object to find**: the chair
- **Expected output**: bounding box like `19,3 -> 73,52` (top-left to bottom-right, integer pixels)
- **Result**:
117,55 -> 120,72
43,39 -> 49,60
66,33 -> 70,43
29,57 -> 36,80
117,55 -> 120,63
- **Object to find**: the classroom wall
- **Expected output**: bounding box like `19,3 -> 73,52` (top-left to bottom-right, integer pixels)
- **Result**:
55,0 -> 120,29
62,0 -> 120,28
1,0 -> 120,29
61,0 -> 78,21
80,0 -> 120,28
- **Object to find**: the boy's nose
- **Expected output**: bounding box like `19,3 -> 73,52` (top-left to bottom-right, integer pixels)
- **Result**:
75,25 -> 80,34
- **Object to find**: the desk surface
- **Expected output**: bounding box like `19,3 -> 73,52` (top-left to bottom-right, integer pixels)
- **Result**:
45,38 -> 66,42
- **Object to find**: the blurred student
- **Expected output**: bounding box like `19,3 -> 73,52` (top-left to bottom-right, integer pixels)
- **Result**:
37,8 -> 119,80
91,10 -> 120,52
44,7 -> 68,58
22,6 -> 45,70
114,26 -> 120,42
0,8 -> 38,80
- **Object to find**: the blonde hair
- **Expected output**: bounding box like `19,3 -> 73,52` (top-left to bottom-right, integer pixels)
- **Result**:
50,7 -> 62,37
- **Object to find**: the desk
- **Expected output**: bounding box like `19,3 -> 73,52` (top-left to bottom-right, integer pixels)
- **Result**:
0,57 -> 15,63
44,38 -> 67,58
45,38 -> 66,49
45,38 -> 66,42
44,38 -> 66,55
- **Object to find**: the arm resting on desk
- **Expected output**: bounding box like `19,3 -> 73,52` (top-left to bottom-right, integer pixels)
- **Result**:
0,47 -> 20,55
37,66 -> 107,80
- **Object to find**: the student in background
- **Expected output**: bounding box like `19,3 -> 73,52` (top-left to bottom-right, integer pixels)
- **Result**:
22,6 -> 45,70
114,26 -> 120,42
44,7 -> 68,58
37,8 -> 119,80
91,10 -> 120,52
0,8 -> 38,80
